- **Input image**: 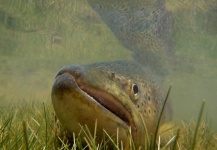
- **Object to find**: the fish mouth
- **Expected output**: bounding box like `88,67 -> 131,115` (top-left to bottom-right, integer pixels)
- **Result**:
53,66 -> 135,129
75,82 -> 132,126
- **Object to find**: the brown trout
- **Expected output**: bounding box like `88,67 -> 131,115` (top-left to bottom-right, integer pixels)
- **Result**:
88,0 -> 172,74
52,60 -> 172,148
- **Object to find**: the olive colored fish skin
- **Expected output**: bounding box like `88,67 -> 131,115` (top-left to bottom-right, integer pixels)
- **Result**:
52,60 -> 172,148
88,0 -> 173,74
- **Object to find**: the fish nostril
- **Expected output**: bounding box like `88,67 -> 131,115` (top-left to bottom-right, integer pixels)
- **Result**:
57,70 -> 66,76
56,66 -> 84,79
55,71 -> 65,79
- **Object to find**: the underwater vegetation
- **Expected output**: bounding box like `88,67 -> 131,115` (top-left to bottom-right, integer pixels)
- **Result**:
0,100 -> 217,149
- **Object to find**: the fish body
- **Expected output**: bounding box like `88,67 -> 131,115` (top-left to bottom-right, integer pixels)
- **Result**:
88,0 -> 172,74
52,60 -> 172,148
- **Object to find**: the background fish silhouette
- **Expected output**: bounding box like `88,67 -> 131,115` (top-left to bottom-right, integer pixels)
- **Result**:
88,0 -> 173,75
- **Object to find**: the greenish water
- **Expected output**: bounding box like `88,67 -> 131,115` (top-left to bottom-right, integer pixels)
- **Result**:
0,0 -> 217,131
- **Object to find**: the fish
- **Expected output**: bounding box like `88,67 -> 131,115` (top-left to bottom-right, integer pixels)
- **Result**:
51,60 -> 172,148
52,0 -> 174,148
88,0 -> 173,75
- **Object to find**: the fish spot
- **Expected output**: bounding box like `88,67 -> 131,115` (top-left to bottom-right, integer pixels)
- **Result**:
140,7 -> 145,11
148,109 -> 151,114
154,109 -> 156,114
137,104 -> 140,109
144,109 -> 146,114
123,8 -> 129,12
111,72 -> 115,78
98,5 -> 102,9
148,96 -> 151,101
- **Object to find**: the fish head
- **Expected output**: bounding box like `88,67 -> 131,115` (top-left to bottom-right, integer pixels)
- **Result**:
51,61 -> 172,147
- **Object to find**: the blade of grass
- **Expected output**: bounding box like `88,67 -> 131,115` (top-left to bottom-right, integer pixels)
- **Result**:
43,103 -> 48,148
83,136 -> 93,150
0,115 -> 13,132
161,129 -> 180,150
94,120 -> 97,145
191,101 -> 206,150
152,85 -> 172,150
139,112 -> 150,148
0,134 -> 9,148
56,136 -> 69,149
22,121 -> 29,150
10,133 -> 24,150
79,123 -> 98,150
72,133 -> 77,150
128,127 -> 136,150
0,115 -> 13,148
103,129 -> 119,150
171,129 -> 180,150
26,121 -> 41,149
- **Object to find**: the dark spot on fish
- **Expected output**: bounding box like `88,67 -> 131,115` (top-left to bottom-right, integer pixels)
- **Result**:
98,5 -> 102,9
124,8 -> 129,11
111,72 -> 115,78
148,109 -> 151,114
148,96 -> 151,101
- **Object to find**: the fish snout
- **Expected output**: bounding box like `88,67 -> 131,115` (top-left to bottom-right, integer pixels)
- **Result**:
52,65 -> 88,102
51,73 -> 77,98
55,65 -> 85,80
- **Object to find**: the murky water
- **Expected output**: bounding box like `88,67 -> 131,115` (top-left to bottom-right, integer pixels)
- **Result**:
0,0 -> 217,130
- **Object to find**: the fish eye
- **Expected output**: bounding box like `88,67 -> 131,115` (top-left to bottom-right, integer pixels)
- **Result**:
130,83 -> 139,101
132,84 -> 139,95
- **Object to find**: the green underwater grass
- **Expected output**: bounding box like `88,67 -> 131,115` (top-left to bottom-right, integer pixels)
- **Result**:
0,89 -> 217,150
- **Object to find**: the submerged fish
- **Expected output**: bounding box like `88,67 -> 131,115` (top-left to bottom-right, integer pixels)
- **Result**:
52,60 -> 172,148
52,0 -> 174,148
88,0 -> 173,74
